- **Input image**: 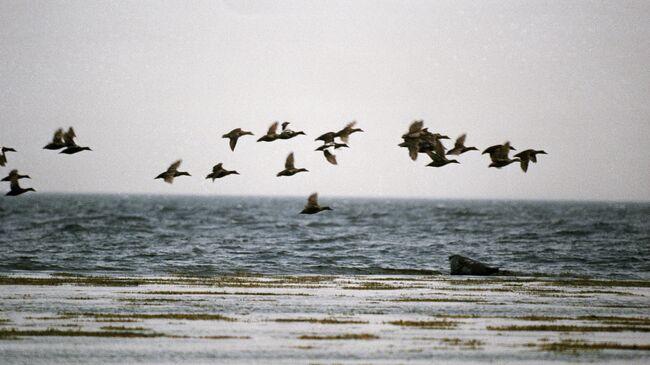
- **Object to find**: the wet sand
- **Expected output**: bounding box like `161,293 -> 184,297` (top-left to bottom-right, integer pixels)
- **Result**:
1,274 -> 649,364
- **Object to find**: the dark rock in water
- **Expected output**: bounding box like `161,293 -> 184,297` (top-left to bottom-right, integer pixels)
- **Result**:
449,255 -> 499,276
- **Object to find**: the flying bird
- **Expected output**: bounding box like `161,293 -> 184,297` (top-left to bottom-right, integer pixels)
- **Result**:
257,122 -> 280,142
278,122 -> 306,140
446,134 -> 478,155
336,121 -> 363,143
155,160 -> 190,184
206,163 -> 239,181
1,169 -> 30,182
4,174 -> 35,196
300,193 -> 332,214
315,142 -> 348,151
59,127 -> 92,154
483,142 -> 520,168
426,141 -> 460,167
43,128 -> 66,150
0,147 -> 16,167
277,152 -> 308,177
514,149 -> 548,172
222,128 -> 253,151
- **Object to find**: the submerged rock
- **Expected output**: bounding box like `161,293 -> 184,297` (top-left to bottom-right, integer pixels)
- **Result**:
449,255 -> 499,276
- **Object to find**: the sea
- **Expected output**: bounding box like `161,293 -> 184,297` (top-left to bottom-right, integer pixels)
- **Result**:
1,194 -> 649,279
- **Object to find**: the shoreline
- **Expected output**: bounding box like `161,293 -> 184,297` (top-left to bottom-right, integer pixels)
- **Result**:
1,273 -> 649,364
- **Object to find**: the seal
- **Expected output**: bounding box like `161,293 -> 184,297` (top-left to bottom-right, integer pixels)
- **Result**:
449,255 -> 499,276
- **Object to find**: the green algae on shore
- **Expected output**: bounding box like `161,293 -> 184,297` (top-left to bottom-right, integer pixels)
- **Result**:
299,333 -> 379,340
388,320 -> 458,329
487,324 -> 650,333
273,318 -> 369,324
0,328 -> 163,339
64,313 -> 237,321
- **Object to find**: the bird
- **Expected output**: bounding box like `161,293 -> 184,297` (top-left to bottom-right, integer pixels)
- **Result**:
315,142 -> 348,151
336,121 -> 363,143
426,140 -> 460,167
514,149 -> 547,172
257,121 -> 280,142
59,127 -> 92,154
315,131 -> 337,144
277,152 -> 308,177
43,128 -> 66,150
206,163 -> 239,181
222,128 -> 253,151
484,142 -> 520,168
155,160 -> 191,183
0,147 -> 16,167
278,122 -> 306,140
447,134 -> 478,155
322,149 -> 338,165
1,169 -> 30,182
4,176 -> 35,196
300,193 -> 332,214
482,142 -> 516,160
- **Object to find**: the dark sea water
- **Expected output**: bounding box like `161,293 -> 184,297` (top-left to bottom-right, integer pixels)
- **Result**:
0,194 -> 649,279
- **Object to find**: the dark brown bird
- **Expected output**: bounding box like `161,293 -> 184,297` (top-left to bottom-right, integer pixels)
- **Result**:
300,193 -> 332,214
278,122 -> 306,140
4,176 -> 35,196
484,142 -> 520,168
514,149 -> 547,172
59,127 -> 92,154
206,163 -> 239,181
257,122 -> 280,142
446,134 -> 478,155
277,152 -> 308,177
0,147 -> 16,167
2,169 -> 30,182
336,121 -> 363,143
155,160 -> 191,184
315,142 -> 348,151
426,141 -> 460,167
222,128 -> 253,151
43,128 -> 66,150
315,131 -> 337,144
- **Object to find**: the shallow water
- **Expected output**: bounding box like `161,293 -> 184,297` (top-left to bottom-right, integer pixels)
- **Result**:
1,194 -> 649,279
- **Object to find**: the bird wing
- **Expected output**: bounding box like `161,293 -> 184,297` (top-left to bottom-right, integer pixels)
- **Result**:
520,159 -> 529,172
163,174 -> 174,184
408,120 -> 423,134
337,121 -> 357,143
229,137 -> 238,151
318,132 -> 335,144
53,128 -> 64,143
455,134 -> 466,149
9,178 -> 21,191
306,193 -> 319,209
324,150 -> 337,165
426,150 -> 444,163
212,163 -> 223,173
267,122 -> 278,135
434,138 -> 447,159
285,153 -> 295,169
63,127 -> 77,146
168,160 -> 182,172
281,121 -> 290,131
408,143 -> 419,161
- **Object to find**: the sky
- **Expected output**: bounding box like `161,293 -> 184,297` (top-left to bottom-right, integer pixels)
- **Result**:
0,0 -> 649,201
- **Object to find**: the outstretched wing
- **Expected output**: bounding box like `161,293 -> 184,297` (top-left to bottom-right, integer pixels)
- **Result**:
426,150 -> 444,163
229,137 -> 238,151
281,121 -> 290,131
434,139 -> 447,159
168,159 -> 182,172
63,127 -> 77,147
212,163 -> 223,173
52,128 -> 64,143
285,152 -> 295,169
408,120 -> 423,134
306,193 -> 319,209
454,134 -> 466,149
267,121 -> 279,135
520,159 -> 529,172
324,150 -> 337,165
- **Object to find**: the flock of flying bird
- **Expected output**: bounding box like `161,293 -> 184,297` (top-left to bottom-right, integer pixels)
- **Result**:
1,120 -> 546,213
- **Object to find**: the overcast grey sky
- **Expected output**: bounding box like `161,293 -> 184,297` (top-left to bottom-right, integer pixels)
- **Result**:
1,0 -> 649,201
